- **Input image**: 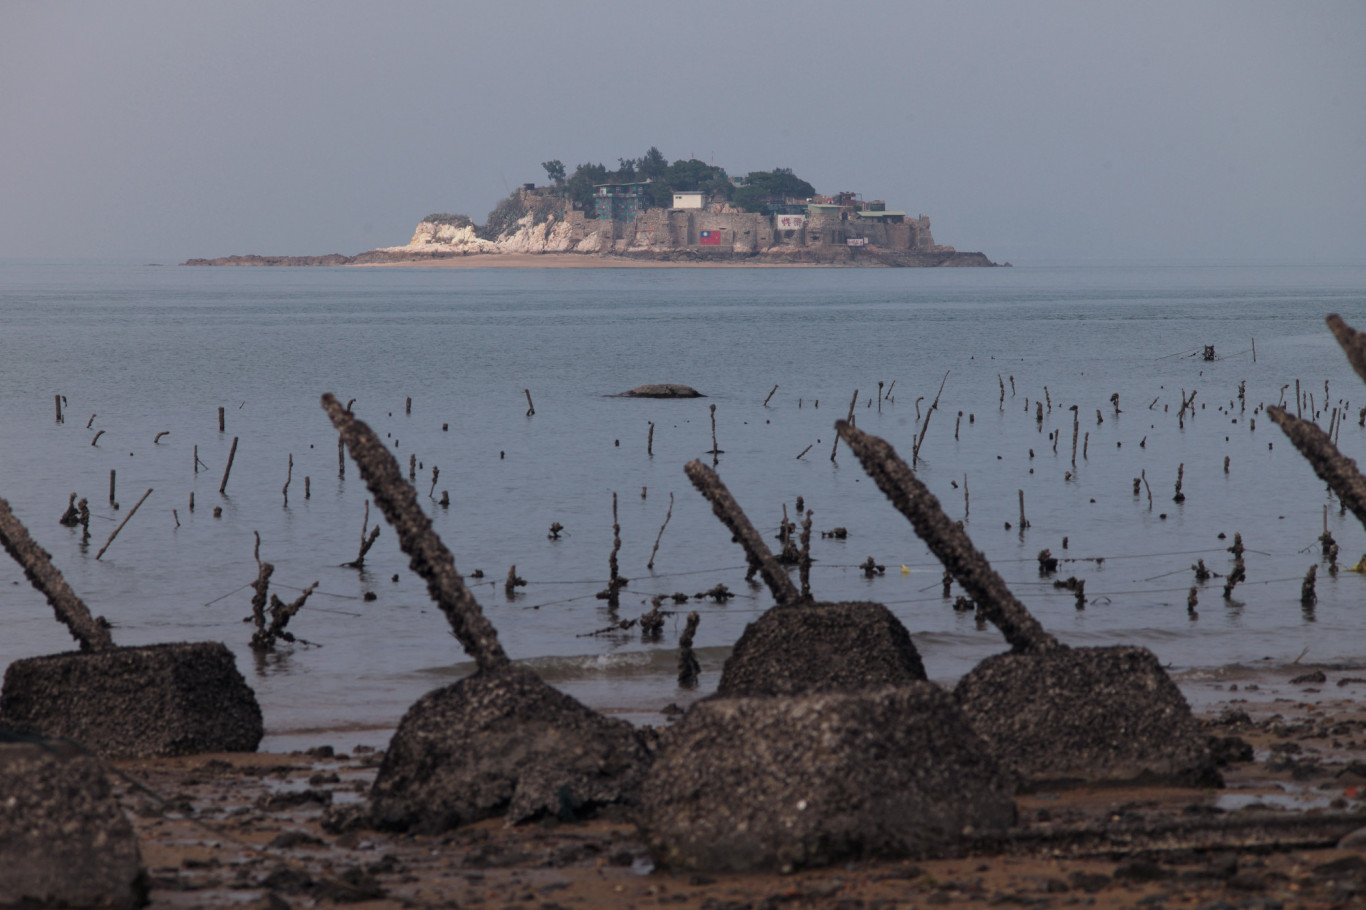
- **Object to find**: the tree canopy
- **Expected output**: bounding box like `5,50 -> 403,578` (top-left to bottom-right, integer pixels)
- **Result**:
732,168 -> 818,215
549,148 -> 812,214
475,149 -> 819,235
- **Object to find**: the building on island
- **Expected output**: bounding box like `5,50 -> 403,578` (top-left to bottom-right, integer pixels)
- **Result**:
671,191 -> 706,210
594,183 -> 650,223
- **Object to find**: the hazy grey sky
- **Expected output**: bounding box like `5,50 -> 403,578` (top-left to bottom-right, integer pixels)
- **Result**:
3,1 -> 1362,263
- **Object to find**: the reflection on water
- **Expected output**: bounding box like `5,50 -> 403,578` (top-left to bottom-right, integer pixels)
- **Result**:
3,260 -> 1366,745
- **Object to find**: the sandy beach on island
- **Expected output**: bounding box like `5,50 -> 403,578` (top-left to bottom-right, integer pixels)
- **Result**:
352,252 -> 834,269
107,662 -> 1366,909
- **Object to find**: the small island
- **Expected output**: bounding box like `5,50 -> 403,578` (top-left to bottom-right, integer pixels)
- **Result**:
185,148 -> 1000,268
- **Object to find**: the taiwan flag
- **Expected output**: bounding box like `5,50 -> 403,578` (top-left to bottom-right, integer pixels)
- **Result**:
699,230 -> 722,246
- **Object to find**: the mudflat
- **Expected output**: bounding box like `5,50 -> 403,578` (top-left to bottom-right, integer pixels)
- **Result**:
107,675 -> 1366,909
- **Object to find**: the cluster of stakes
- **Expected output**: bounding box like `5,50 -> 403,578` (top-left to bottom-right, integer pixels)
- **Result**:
12,317 -> 1366,904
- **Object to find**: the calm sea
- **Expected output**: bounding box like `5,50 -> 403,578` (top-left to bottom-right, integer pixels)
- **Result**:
2,259 -> 1366,749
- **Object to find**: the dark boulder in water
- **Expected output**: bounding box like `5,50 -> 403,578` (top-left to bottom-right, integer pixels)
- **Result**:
716,600 -> 927,698
640,684 -> 1015,872
954,645 -> 1220,789
367,664 -> 652,833
0,736 -> 147,909
614,384 -> 704,398
0,641 -> 263,759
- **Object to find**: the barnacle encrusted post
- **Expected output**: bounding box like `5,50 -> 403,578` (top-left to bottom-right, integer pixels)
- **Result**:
684,460 -> 800,607
1266,406 -> 1366,530
0,497 -> 115,652
834,420 -> 1058,654
322,393 -> 509,671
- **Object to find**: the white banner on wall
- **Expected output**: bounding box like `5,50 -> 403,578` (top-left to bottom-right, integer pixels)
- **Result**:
774,214 -> 806,230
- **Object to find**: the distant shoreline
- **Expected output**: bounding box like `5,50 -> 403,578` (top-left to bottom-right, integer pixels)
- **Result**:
182,249 -> 999,269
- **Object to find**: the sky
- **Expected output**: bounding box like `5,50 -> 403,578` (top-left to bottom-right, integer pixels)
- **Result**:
2,1 -> 1363,264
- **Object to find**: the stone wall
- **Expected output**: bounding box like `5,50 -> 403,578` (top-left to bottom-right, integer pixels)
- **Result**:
382,197 -> 969,261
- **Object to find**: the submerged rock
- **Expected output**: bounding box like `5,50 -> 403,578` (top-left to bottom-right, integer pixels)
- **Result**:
368,664 -> 651,833
954,645 -> 1220,789
0,737 -> 147,909
716,601 -> 927,697
614,384 -> 704,399
641,684 -> 1015,872
0,641 -> 262,758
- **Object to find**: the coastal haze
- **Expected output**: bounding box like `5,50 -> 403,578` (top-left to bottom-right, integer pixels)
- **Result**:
2,1 -> 1363,265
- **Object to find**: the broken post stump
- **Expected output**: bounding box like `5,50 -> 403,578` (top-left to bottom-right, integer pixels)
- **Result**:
835,420 -> 1218,789
0,737 -> 147,909
321,393 -> 649,831
640,685 -> 1015,872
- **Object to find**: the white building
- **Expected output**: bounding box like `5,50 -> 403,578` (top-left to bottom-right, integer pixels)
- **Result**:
671,191 -> 706,210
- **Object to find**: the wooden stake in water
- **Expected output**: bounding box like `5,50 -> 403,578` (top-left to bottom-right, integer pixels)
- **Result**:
108,469 -> 116,505
708,404 -> 723,464
602,492 -> 626,609
647,421 -> 654,457
524,389 -> 535,417
95,488 -> 152,561
763,384 -> 779,407
218,406 -> 225,432
677,611 -> 700,688
647,492 -> 674,570
0,496 -> 115,651
1070,407 -> 1079,467
831,390 -> 858,461
54,394 -> 63,424
344,500 -> 381,569
282,453 -> 293,506
219,437 -> 238,494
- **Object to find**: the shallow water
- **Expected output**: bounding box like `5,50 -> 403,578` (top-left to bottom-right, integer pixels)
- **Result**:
3,260 -> 1366,749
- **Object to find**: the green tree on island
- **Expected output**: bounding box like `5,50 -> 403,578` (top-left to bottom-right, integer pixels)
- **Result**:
732,168 -> 816,215
541,160 -> 566,186
475,150 -> 815,236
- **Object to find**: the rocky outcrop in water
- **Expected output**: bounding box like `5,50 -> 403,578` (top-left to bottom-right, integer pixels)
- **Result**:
184,193 -> 1000,266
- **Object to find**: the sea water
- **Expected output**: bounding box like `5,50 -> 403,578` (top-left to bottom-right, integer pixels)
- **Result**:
2,259 -> 1365,750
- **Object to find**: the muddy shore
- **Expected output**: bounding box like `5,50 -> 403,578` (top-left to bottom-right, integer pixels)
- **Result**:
111,664 -> 1366,909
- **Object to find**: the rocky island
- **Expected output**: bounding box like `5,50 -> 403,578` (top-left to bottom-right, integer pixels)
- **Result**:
184,149 -> 1000,268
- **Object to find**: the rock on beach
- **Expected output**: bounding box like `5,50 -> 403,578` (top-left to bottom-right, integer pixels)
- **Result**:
0,737 -> 147,909
0,641 -> 263,759
716,600 -> 927,697
954,645 -> 1220,789
641,684 -> 1015,872
367,664 -> 652,833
